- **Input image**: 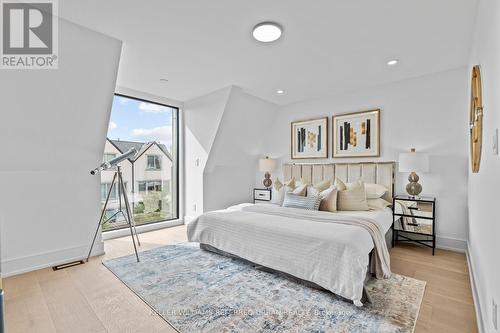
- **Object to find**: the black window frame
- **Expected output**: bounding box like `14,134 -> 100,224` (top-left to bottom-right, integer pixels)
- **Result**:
103,93 -> 180,232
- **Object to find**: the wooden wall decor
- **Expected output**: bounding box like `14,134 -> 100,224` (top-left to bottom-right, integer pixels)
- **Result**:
470,65 -> 483,173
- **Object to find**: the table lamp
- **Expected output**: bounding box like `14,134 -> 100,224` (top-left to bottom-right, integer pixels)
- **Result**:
259,157 -> 276,189
399,148 -> 429,197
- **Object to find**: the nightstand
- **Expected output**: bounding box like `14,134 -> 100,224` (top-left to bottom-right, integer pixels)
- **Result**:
253,188 -> 271,203
392,195 -> 436,255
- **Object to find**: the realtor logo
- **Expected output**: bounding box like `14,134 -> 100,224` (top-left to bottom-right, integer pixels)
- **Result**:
1,0 -> 58,69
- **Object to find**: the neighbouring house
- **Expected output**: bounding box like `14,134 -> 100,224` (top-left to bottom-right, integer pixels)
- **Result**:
100,138 -> 174,229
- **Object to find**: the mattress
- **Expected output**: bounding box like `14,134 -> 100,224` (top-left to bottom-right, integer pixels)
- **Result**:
186,203 -> 392,305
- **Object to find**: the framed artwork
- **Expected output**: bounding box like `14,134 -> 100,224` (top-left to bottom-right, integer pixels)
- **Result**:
291,117 -> 328,159
332,109 -> 380,158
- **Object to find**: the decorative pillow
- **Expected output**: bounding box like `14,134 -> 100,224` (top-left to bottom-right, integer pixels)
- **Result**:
334,177 -> 347,191
282,192 -> 321,210
307,185 -> 337,212
337,180 -> 369,211
274,178 -> 296,191
312,179 -> 332,192
367,198 -> 392,210
295,179 -> 311,187
319,188 -> 338,212
292,184 -> 307,196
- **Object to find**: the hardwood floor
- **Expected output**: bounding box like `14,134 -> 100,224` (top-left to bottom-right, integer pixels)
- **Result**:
4,225 -> 478,333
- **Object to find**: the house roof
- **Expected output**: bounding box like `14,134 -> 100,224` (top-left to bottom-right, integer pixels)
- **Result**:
108,139 -> 172,162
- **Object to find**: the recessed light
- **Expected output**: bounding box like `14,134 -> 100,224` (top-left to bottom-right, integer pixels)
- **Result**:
253,22 -> 282,43
276,89 -> 284,94
386,59 -> 399,66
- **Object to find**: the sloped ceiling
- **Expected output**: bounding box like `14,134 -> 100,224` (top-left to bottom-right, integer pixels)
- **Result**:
60,0 -> 478,105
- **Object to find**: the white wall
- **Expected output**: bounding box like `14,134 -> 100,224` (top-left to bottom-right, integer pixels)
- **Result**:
0,18 -> 122,276
263,68 -> 469,251
204,87 -> 278,212
184,86 -> 232,219
184,86 -> 278,217
467,0 -> 500,331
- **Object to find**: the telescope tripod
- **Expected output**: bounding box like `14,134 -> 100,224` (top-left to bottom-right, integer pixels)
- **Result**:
87,166 -> 140,262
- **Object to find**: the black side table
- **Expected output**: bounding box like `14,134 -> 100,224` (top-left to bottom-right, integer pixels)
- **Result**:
392,195 -> 436,255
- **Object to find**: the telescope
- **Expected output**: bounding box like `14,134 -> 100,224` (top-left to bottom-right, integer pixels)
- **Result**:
90,147 -> 137,175
86,146 -> 141,263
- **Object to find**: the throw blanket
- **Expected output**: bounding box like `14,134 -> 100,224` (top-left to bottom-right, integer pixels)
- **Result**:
187,204 -> 391,305
242,205 -> 391,279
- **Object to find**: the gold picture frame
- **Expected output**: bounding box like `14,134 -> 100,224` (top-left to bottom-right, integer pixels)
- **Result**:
332,109 -> 380,158
291,117 -> 329,159
470,65 -> 483,173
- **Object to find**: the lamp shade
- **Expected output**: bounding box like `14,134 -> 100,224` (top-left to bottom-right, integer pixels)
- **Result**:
259,157 -> 276,172
399,149 -> 429,173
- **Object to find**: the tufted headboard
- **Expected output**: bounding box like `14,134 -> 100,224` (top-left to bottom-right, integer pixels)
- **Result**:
283,162 -> 395,202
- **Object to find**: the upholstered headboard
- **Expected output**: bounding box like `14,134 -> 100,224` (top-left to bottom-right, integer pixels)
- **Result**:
283,162 -> 395,202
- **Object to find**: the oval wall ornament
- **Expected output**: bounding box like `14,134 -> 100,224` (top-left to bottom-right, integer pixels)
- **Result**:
470,65 -> 483,173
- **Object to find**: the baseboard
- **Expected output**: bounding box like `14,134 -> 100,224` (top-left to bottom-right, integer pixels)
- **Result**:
1,242 -> 105,278
436,236 -> 467,252
466,243 -> 486,333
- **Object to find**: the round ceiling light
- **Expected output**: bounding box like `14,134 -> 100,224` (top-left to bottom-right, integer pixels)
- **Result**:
253,22 -> 282,43
386,59 -> 399,66
276,89 -> 284,94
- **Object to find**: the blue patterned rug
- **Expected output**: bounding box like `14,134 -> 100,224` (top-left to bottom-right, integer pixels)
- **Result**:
103,243 -> 425,333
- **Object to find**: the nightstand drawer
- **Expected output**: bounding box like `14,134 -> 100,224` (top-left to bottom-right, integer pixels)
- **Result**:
394,199 -> 434,219
394,216 -> 433,235
254,189 -> 271,201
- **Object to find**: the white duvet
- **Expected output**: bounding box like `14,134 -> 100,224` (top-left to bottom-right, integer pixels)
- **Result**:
186,203 -> 392,305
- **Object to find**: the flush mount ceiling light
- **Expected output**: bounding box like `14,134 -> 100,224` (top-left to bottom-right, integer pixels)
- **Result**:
386,59 -> 399,66
276,89 -> 284,94
253,22 -> 282,43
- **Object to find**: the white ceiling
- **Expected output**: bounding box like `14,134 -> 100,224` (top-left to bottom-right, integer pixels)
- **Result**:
60,0 -> 478,105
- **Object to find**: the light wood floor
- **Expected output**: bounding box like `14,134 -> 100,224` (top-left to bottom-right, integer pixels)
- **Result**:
4,225 -> 478,333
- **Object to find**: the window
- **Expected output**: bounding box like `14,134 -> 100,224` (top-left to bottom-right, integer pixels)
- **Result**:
138,180 -> 162,192
101,183 -> 117,201
147,155 -> 161,170
100,94 -> 179,231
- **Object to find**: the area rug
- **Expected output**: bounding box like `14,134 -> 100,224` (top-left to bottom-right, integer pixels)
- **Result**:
103,243 -> 425,333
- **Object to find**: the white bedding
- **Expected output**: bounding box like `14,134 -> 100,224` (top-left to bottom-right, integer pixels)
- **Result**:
186,203 -> 392,305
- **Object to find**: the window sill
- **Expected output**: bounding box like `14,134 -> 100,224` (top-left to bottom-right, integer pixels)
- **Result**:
102,218 -> 184,241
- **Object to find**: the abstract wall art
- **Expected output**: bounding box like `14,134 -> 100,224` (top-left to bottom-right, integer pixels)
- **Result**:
291,117 -> 328,159
332,109 -> 380,158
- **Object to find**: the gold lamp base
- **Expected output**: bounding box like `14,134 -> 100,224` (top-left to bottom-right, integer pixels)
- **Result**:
263,172 -> 272,188
406,171 -> 422,197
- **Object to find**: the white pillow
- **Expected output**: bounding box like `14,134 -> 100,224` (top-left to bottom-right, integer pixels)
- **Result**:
364,183 -> 388,199
367,198 -> 392,210
271,185 -> 293,205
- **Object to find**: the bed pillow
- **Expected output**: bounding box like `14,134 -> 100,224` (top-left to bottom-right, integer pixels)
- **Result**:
282,192 -> 321,210
319,188 -> 338,212
367,198 -> 392,210
362,183 -> 388,199
292,184 -> 307,196
295,179 -> 311,187
274,177 -> 296,191
334,177 -> 347,191
307,185 -> 337,212
337,180 -> 369,211
272,178 -> 296,205
271,186 -> 292,205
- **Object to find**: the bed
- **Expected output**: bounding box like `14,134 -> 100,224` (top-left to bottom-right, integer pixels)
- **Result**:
187,162 -> 395,306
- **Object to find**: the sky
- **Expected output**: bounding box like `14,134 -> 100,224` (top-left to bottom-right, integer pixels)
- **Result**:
107,95 -> 175,151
